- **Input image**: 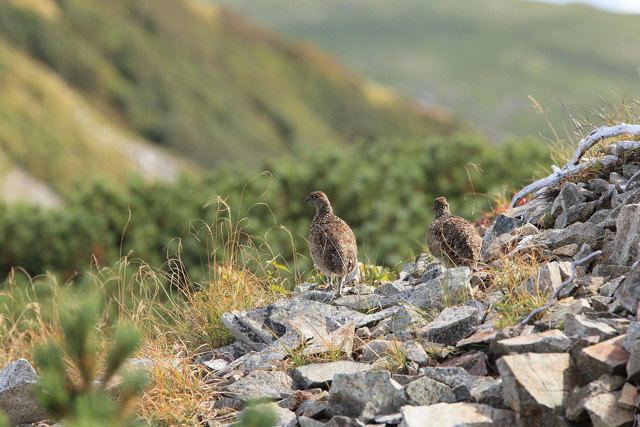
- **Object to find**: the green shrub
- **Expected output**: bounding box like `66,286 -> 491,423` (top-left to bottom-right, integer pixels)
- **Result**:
0,134 -> 549,279
33,295 -> 147,427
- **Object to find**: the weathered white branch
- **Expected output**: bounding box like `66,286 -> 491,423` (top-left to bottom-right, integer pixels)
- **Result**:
621,168 -> 640,192
518,251 -> 602,326
509,155 -> 618,208
569,124 -> 640,166
509,124 -> 640,208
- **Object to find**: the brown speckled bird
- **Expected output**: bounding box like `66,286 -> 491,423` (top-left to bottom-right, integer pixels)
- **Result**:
427,197 -> 482,268
305,191 -> 358,297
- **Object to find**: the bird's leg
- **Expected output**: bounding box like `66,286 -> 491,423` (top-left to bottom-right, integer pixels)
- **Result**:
333,276 -> 344,298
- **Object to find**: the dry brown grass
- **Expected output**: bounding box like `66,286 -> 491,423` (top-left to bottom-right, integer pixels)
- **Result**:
483,250 -> 551,328
0,196 -> 295,425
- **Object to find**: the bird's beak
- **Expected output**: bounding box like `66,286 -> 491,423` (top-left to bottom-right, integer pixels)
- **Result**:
304,196 -> 311,202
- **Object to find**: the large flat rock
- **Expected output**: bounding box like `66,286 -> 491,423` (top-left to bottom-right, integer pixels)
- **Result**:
294,361 -> 371,389
497,353 -> 574,427
328,370 -> 406,417
420,306 -> 479,345
491,329 -> 572,355
220,298 -> 363,350
223,370 -> 293,402
400,403 -> 516,427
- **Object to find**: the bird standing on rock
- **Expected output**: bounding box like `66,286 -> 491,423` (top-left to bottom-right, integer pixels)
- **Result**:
427,196 -> 482,268
305,191 -> 358,297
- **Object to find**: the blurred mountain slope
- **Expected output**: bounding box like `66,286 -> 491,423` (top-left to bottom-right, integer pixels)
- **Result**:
210,0 -> 640,139
0,37 -> 194,201
0,0 -> 457,188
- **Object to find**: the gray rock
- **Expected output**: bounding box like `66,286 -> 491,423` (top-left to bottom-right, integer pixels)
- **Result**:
418,366 -> 498,400
344,284 -> 376,295
220,298 -> 362,351
589,295 -> 613,312
418,264 -> 447,284
438,351 -> 488,376
404,376 -> 452,406
626,339 -> 640,382
588,208 -> 613,225
294,361 -> 372,389
236,402 -> 297,427
491,329 -> 572,355
611,204 -> 640,265
505,197 -> 552,225
601,277 -> 625,297
523,262 -> 563,295
296,398 -> 329,419
328,370 -> 406,417
438,385 -> 472,403
420,306 -> 479,345
400,255 -> 430,280
203,358 -> 229,371
374,281 -> 405,296
404,282 -> 443,309
584,391 -> 634,427
359,339 -> 401,363
551,182 -> 584,218
564,313 -> 618,341
237,330 -> 306,373
555,200 -> 597,229
552,244 -> 580,257
356,306 -> 401,328
390,306 -> 429,337
334,294 -> 383,312
531,221 -> 603,250
399,403 -> 516,427
470,379 -> 506,409
497,353 -> 573,427
577,335 -> 629,382
324,415 -> 366,427
297,416 -> 326,427
297,290 -> 334,302
574,242 -> 594,262
294,283 -> 318,294
369,319 -> 392,338
623,322 -> 640,352
481,214 -> 524,258
565,374 -> 626,421
617,382 -> 637,410
201,341 -> 252,363
278,389 -> 327,411
374,412 -> 403,424
0,359 -> 47,426
404,341 -> 430,366
223,370 -> 293,402
614,262 -> 640,315
588,178 -> 614,195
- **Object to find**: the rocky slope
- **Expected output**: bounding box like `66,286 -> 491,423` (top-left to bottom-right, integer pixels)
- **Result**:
2,124 -> 640,425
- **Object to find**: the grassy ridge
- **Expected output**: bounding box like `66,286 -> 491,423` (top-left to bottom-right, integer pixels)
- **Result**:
210,0 -> 640,139
0,0 -> 457,181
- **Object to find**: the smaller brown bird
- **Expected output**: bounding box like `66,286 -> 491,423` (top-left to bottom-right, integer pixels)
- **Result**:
305,191 -> 358,297
427,197 -> 482,268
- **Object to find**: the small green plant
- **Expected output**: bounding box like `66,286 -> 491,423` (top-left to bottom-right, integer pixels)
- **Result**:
33,294 -> 147,427
384,340 -> 408,373
360,264 -> 397,286
234,400 -> 277,427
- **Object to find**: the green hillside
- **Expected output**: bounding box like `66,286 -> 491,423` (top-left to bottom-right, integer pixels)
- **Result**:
0,0 -> 456,187
210,0 -> 640,140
